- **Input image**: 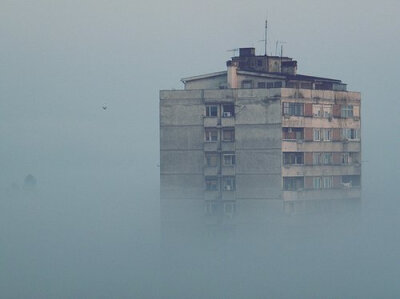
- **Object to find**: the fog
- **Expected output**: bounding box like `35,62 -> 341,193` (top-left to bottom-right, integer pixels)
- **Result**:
1,0 -> 399,298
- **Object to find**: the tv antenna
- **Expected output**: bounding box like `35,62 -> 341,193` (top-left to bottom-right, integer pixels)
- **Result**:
258,19 -> 268,56
264,19 -> 268,56
275,41 -> 286,56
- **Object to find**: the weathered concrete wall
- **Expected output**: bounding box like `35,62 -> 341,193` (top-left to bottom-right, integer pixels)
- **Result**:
234,94 -> 282,199
160,91 -> 205,199
160,88 -> 283,201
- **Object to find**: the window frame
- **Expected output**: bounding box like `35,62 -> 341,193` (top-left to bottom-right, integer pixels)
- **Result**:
205,105 -> 218,117
223,154 -> 236,166
205,128 -> 218,142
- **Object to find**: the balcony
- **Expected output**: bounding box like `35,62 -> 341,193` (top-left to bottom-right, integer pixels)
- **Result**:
204,142 -> 219,152
221,142 -> 235,152
221,117 -> 235,127
222,166 -> 235,176
204,166 -> 218,176
204,117 -> 219,127
282,140 -> 361,152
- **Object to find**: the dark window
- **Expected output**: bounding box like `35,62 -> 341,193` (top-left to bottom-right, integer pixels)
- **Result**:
266,82 -> 274,88
205,153 -> 218,167
300,82 -> 312,89
283,152 -> 304,165
222,104 -> 235,117
282,128 -> 304,140
222,128 -> 235,142
342,175 -> 361,187
223,153 -> 235,166
257,82 -> 266,88
286,82 -> 299,88
205,177 -> 218,191
205,128 -> 218,142
241,80 -> 253,89
206,105 -> 218,117
274,81 -> 283,88
257,59 -> 263,66
223,176 -> 236,191
283,177 -> 304,191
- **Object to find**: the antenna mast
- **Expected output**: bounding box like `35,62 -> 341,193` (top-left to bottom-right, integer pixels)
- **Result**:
264,19 -> 268,56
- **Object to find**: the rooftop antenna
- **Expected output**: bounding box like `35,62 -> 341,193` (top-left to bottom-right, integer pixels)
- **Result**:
227,48 -> 239,57
264,19 -> 268,56
275,40 -> 286,56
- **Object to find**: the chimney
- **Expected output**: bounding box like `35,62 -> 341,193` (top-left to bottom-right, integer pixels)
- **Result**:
227,60 -> 238,88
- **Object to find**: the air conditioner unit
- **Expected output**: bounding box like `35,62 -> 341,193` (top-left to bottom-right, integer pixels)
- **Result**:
223,112 -> 231,117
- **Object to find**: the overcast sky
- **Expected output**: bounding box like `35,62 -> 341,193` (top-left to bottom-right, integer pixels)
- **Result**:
1,0 -> 399,191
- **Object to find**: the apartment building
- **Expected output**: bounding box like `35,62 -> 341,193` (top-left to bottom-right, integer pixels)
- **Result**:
160,47 -> 361,214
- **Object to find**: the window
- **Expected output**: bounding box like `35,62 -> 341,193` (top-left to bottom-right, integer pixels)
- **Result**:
322,153 -> 332,165
341,153 -> 350,165
205,153 -> 217,167
313,153 -> 321,165
222,104 -> 235,117
300,82 -> 312,89
222,128 -> 235,142
266,82 -> 274,88
342,175 -> 361,187
223,176 -> 235,191
274,81 -> 283,88
313,177 -> 333,190
283,102 -> 304,116
313,104 -> 322,117
313,105 -> 332,118
205,128 -> 218,142
257,82 -> 266,88
283,152 -> 304,165
283,177 -> 304,191
313,177 -> 321,189
257,59 -> 263,66
341,105 -> 353,118
322,176 -> 333,189
223,154 -> 235,166
313,128 -> 321,141
241,80 -> 253,89
282,128 -> 304,140
206,105 -> 218,117
313,153 -> 332,165
342,128 -> 360,140
205,177 -> 218,191
323,105 -> 332,118
286,82 -> 299,88
322,129 -> 332,141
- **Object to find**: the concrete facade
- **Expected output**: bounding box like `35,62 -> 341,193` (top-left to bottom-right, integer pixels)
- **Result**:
160,47 -> 361,217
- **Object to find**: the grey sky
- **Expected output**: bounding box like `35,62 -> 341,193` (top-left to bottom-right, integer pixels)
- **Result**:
1,1 -> 399,189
